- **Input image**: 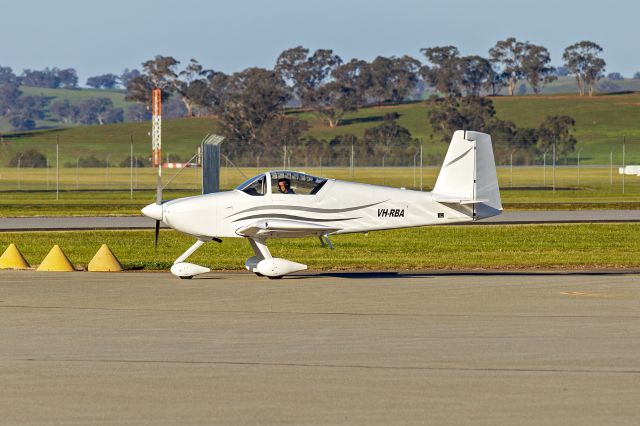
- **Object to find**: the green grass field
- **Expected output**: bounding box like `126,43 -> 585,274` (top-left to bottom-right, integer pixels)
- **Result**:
0,165 -> 638,216
2,224 -> 639,271
1,91 -> 639,167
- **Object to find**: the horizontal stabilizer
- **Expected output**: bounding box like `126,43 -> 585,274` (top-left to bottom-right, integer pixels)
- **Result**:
236,219 -> 341,238
432,195 -> 489,205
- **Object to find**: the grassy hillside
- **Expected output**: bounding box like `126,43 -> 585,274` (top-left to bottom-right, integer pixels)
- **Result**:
0,86 -> 128,132
3,76 -> 639,133
508,76 -> 640,95
1,92 -> 639,166
493,93 -> 640,163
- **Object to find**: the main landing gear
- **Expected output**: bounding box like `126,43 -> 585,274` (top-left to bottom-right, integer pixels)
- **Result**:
245,238 -> 307,279
169,237 -> 307,279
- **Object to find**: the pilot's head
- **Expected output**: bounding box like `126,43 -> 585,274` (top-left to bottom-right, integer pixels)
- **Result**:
277,178 -> 291,193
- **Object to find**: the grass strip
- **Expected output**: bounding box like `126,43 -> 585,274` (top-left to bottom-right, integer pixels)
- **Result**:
1,223 -> 639,271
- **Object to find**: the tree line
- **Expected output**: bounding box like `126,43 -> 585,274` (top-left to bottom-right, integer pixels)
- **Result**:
116,39 -> 601,164
0,38 -> 622,165
0,67 -> 143,130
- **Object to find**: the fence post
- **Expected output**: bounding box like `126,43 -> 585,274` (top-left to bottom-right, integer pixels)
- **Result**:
382,152 -> 387,185
46,157 -> 49,190
577,149 -> 582,185
225,157 -> 229,190
419,143 -> 423,191
509,149 -> 514,189
543,149 -> 547,187
195,146 -> 200,191
76,157 -> 79,190
106,154 -> 111,190
130,135 -> 134,200
413,152 -> 417,188
622,136 -> 626,194
610,147 -> 614,185
552,142 -> 556,193
56,137 -> 59,201
17,154 -> 22,190
350,142 -> 354,178
283,144 -> 287,170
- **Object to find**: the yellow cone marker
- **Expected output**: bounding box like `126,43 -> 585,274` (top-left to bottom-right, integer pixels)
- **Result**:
0,243 -> 31,269
88,244 -> 123,272
37,245 -> 75,272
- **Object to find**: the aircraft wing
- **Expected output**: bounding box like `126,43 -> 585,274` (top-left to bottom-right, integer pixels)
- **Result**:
432,194 -> 489,205
236,218 -> 342,238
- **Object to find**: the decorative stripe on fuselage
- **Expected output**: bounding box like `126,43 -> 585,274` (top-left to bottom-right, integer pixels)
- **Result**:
225,200 -> 387,219
231,213 -> 361,223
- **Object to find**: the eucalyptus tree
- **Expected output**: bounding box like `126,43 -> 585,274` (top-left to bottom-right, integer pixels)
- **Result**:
562,41 -> 606,96
86,73 -> 120,89
420,46 -> 464,97
489,38 -> 525,96
125,55 -> 180,103
275,46 -> 342,108
520,43 -> 556,94
213,67 -> 293,145
536,115 -> 577,155
175,59 -> 214,116
368,55 -> 421,104
460,55 -> 492,96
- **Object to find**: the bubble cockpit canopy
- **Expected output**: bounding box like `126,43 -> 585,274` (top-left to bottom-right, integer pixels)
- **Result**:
236,170 -> 327,196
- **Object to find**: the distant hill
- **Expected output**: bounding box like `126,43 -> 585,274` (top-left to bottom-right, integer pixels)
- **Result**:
0,86 -> 129,133
3,76 -> 640,133
509,76 -> 640,95
1,92 -> 639,166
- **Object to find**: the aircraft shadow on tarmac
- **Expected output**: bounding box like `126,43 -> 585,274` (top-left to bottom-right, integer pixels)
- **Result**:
187,270 -> 639,280
291,270 -> 640,280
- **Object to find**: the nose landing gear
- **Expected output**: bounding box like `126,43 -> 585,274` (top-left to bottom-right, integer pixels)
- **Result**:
170,237 -> 221,279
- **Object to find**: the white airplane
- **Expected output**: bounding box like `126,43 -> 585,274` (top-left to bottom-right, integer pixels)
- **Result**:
142,130 -> 502,279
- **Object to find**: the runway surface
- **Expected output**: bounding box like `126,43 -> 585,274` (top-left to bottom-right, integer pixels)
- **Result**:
1,209 -> 640,231
1,270 -> 639,425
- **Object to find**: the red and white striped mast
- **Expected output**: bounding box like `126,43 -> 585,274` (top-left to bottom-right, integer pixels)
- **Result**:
151,88 -> 162,204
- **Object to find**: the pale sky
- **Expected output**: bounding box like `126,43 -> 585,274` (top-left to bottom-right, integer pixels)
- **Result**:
3,0 -> 638,84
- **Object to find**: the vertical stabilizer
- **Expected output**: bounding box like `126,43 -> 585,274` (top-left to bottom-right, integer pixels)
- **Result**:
432,130 -> 502,219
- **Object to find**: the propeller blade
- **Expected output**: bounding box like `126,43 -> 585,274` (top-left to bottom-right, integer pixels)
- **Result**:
154,220 -> 160,249
155,160 -> 162,204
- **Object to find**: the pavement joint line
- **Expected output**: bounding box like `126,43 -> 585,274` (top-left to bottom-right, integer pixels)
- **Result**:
2,305 -> 640,319
17,358 -> 640,375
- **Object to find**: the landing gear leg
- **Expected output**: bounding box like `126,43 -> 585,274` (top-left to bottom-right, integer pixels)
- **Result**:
245,237 -> 307,278
319,233 -> 334,249
171,239 -> 211,279
246,238 -> 271,276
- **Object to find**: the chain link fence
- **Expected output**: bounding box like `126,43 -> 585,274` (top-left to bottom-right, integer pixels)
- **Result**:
0,132 -> 639,199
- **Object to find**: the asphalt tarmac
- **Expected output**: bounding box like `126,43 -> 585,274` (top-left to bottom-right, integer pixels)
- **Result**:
1,270 -> 639,425
1,209 -> 640,231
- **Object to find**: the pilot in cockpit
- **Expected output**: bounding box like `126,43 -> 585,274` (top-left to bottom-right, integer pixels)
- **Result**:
277,178 -> 295,194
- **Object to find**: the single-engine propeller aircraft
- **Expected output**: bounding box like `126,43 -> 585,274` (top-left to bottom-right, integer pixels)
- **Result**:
142,130 -> 502,279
